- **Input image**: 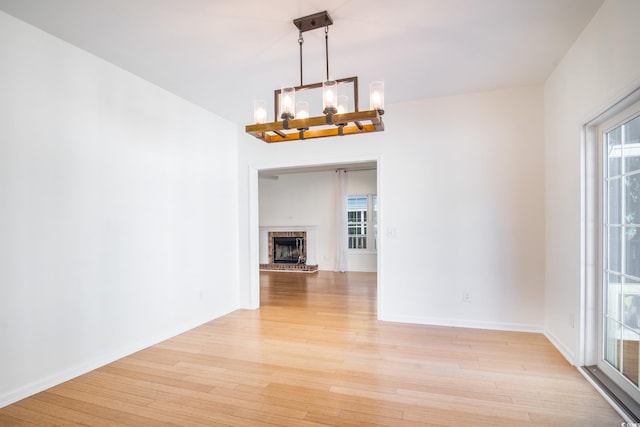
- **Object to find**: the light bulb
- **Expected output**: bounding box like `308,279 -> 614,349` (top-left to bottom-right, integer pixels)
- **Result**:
337,95 -> 348,114
296,101 -> 309,119
253,100 -> 267,124
369,81 -> 385,114
322,80 -> 338,115
280,87 -> 295,120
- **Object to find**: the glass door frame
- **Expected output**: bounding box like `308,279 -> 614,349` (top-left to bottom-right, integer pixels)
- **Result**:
597,100 -> 640,403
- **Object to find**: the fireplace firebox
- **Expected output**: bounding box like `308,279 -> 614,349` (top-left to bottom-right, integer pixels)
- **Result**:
273,236 -> 305,264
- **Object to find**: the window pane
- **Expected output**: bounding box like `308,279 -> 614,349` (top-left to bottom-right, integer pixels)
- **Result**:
605,318 -> 621,370
347,196 -> 367,210
609,226 -> 622,273
607,276 -> 622,321
608,126 -> 622,177
609,178 -> 622,224
348,236 -> 366,249
628,157 -> 640,176
626,232 -> 640,278
624,277 -> 640,330
624,115 -> 640,174
627,174 -> 640,225
622,329 -> 640,387
608,272 -> 623,304
347,196 -> 368,250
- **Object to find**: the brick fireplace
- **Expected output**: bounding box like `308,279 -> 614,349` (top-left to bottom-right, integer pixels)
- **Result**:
260,229 -> 318,272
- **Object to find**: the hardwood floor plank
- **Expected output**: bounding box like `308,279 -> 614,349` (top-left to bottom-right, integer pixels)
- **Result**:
0,409 -> 46,426
337,408 -> 434,427
402,407 -> 535,427
303,411 -> 395,427
221,385 -> 343,417
259,382 -> 406,420
144,400 -> 275,426
14,397 -> 132,427
44,385 -> 217,427
0,271 -> 624,426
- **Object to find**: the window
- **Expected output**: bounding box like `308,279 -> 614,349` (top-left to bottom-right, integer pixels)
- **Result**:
347,195 -> 377,250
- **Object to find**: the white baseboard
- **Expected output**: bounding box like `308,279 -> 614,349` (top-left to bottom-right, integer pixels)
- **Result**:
378,313 -> 543,334
543,329 -> 577,366
0,308 -> 236,409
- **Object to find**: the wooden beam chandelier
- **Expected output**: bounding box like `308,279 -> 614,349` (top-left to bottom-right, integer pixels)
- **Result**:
245,11 -> 385,143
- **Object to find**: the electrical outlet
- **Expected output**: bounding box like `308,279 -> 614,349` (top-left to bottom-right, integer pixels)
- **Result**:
463,291 -> 471,303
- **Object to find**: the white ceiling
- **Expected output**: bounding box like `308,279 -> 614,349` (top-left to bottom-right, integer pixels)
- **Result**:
0,0 -> 603,125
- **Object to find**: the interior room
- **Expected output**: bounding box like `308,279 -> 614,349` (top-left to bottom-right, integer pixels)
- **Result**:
1,0 -> 639,424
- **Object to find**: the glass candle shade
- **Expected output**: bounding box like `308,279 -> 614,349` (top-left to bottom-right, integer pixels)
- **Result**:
280,87 -> 295,120
322,80 -> 338,114
369,81 -> 385,113
337,95 -> 348,114
296,101 -> 309,119
253,100 -> 267,124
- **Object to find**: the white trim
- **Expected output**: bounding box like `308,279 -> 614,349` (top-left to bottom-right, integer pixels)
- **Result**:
379,313 -> 543,334
247,165 -> 260,309
545,329 -> 577,366
580,85 -> 640,404
580,80 -> 640,127
246,156 -> 383,313
581,85 -> 640,366
580,123 -> 600,367
376,156 -> 384,320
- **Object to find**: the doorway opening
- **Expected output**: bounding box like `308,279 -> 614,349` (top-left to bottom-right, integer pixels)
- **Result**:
249,159 -> 381,315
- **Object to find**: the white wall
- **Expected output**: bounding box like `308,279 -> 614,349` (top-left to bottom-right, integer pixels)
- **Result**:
238,85 -> 546,331
258,169 -> 377,272
259,171 -> 334,269
0,12 -> 240,406
544,0 -> 640,364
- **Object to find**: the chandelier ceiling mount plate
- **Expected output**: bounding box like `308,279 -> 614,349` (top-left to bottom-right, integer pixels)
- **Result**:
293,11 -> 333,33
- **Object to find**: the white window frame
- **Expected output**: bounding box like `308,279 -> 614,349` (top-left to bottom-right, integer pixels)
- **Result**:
347,194 -> 377,252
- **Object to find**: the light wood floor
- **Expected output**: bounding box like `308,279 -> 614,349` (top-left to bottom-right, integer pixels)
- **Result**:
0,271 -> 623,426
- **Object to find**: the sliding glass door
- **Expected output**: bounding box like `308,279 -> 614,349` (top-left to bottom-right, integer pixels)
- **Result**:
600,108 -> 640,400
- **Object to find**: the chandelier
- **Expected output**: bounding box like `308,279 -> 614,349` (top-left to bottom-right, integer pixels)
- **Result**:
245,11 -> 385,143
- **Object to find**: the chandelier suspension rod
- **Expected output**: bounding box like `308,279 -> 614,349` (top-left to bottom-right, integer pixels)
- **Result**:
298,30 -> 304,86
325,25 -> 330,81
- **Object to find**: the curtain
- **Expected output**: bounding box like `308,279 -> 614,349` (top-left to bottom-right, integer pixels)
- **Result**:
334,169 -> 348,272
